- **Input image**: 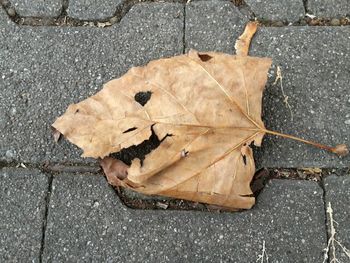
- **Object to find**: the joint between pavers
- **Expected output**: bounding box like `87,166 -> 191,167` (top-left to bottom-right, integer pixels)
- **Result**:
0,160 -> 102,175
234,0 -> 256,20
38,173 -> 53,263
303,0 -> 309,14
1,0 -> 187,27
61,0 -> 69,16
319,178 -> 331,263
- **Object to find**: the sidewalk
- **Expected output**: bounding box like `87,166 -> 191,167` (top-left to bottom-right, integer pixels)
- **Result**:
0,1 -> 349,262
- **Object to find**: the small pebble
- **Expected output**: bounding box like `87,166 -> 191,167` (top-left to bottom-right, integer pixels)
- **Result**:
275,21 -> 284,27
5,149 -> 16,159
345,119 -> 350,125
309,19 -> 319,26
340,18 -> 348,25
109,16 -> 118,24
330,18 -> 340,26
10,107 -> 17,116
7,7 -> 16,17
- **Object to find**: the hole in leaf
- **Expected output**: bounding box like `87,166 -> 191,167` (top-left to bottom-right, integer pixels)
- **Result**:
198,53 -> 213,62
242,155 -> 247,165
123,127 -> 137,134
181,149 -> 189,158
240,193 -> 254,198
111,124 -> 172,166
134,91 -> 152,106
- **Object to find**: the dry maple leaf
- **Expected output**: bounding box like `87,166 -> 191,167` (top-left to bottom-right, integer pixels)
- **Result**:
52,22 -> 348,210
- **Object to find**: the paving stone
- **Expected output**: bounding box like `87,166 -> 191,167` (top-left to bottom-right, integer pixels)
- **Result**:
324,175 -> 350,262
0,3 -> 184,164
249,27 -> 350,168
185,1 -> 249,53
67,0 -> 124,20
245,0 -> 305,21
43,174 -> 326,262
0,168 -> 48,262
308,0 -> 350,17
10,0 -> 63,17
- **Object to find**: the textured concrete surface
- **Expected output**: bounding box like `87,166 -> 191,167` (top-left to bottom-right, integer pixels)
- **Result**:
250,27 -> 350,168
246,0 -> 305,21
10,0 -> 63,17
308,0 -> 350,17
0,3 -> 184,164
185,1 -> 248,53
0,2 -> 348,262
0,168 -> 48,262
43,174 -> 326,262
67,0 -> 123,20
324,175 -> 350,263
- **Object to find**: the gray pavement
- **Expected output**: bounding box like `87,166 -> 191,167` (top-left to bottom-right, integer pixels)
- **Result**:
308,0 -> 350,17
0,168 -> 48,262
67,0 -> 123,20
43,174 -> 326,262
245,0 -> 305,22
0,1 -> 350,262
10,0 -> 63,17
185,1 -> 248,53
250,26 -> 350,168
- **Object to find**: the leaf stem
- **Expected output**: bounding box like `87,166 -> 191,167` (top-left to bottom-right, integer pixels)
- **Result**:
262,129 -> 348,156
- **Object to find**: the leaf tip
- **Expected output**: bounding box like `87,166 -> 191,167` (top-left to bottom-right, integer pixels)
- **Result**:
51,126 -> 62,143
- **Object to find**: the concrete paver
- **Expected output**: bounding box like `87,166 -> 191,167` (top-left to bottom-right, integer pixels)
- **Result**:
250,27 -> 350,168
10,0 -> 63,17
0,168 -> 48,262
308,0 -> 350,17
185,1 -> 248,53
67,0 -> 124,20
245,0 -> 305,21
43,174 -> 327,262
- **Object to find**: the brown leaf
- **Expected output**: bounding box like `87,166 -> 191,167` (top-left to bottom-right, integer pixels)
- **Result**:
52,21 -> 348,210
53,49 -> 272,210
